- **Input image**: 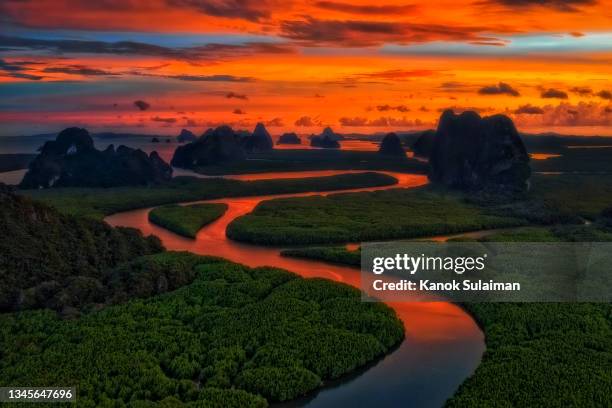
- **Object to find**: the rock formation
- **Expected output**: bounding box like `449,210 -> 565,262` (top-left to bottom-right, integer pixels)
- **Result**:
277,132 -> 302,145
378,133 -> 406,157
20,127 -> 173,188
151,137 -> 160,143
177,129 -> 197,143
243,123 -> 273,152
310,127 -> 341,148
429,110 -> 530,192
171,125 -> 246,168
411,129 -> 435,159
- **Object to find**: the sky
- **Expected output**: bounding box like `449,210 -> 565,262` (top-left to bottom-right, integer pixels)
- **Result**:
0,0 -> 611,136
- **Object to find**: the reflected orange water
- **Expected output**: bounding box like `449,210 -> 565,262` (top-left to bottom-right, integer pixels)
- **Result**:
530,153 -> 562,160
105,171 -> 484,407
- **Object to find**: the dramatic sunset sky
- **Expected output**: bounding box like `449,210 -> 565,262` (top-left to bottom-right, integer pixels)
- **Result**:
1,0 -> 611,136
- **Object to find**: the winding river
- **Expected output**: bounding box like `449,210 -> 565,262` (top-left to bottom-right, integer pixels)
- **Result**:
105,170 -> 484,408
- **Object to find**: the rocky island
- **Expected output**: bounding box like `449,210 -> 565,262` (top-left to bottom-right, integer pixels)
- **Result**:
20,128 -> 172,188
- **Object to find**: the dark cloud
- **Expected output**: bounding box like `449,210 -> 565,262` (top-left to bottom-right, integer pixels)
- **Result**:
279,17 -> 510,47
570,86 -> 592,95
233,108 -> 246,114
478,82 -> 520,96
226,92 -> 248,100
314,1 -> 418,14
513,102 -> 611,127
0,58 -> 43,80
168,74 -> 253,82
597,90 -> 612,100
42,65 -> 117,76
486,0 -> 596,12
0,35 -> 294,61
376,104 -> 410,112
134,100 -> 151,111
295,116 -> 321,127
605,107 -> 612,114
167,0 -> 273,22
339,116 -> 423,127
151,116 -> 177,123
541,88 -> 568,99
514,104 -> 544,114
266,117 -> 284,127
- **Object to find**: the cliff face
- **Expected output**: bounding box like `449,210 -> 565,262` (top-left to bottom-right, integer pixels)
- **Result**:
177,129 -> 197,143
243,123 -> 273,152
277,132 -> 301,145
378,133 -> 406,157
429,110 -> 530,192
171,125 -> 245,168
20,128 -> 172,188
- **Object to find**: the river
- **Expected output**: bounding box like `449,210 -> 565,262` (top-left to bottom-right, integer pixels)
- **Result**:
105,170 -> 484,408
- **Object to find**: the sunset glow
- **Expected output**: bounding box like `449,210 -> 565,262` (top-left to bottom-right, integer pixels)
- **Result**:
1,0 -> 611,135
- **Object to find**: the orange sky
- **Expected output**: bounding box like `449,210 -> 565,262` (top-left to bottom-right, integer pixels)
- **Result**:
0,0 -> 611,135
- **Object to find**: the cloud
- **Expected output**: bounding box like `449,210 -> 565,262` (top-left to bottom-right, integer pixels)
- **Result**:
167,0 -> 273,22
265,117 -> 284,127
294,116 -> 321,127
339,116 -> 423,127
226,92 -> 248,100
168,74 -> 253,82
279,17 -> 510,47
541,88 -> 569,99
570,86 -> 593,96
233,108 -> 246,114
151,116 -> 177,123
486,0 -> 596,12
42,65 -> 117,76
0,35 -> 294,61
314,1 -> 418,15
478,82 -> 520,96
134,100 -> 151,111
596,90 -> 612,100
376,105 -> 410,112
0,58 -> 43,80
359,69 -> 435,80
514,104 -> 544,114
513,102 -> 612,127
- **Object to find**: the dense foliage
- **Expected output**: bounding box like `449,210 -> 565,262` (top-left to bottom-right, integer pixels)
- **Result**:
149,203 -> 228,238
192,149 -> 426,175
446,303 -> 612,408
0,253 -> 404,407
531,174 -> 612,219
281,246 -> 360,266
23,172 -> 396,219
0,185 -> 163,313
227,186 -> 526,245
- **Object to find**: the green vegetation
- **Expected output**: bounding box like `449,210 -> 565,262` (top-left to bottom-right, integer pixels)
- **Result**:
531,174 -> 612,219
446,303 -> 612,407
149,203 -> 228,238
0,185 -> 163,313
0,252 -> 404,407
193,149 -> 426,175
532,146 -> 612,174
0,153 -> 36,172
227,186 -> 527,245
281,246 -> 360,267
22,172 -> 396,219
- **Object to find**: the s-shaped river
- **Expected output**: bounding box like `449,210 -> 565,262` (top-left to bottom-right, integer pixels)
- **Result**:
105,170 -> 484,408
